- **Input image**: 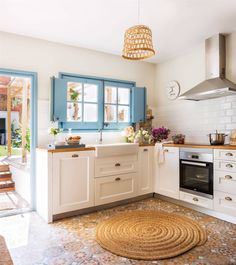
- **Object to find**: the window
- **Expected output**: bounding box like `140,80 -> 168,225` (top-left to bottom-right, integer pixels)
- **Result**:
67,81 -> 98,122
52,73 -> 146,131
104,82 -> 132,129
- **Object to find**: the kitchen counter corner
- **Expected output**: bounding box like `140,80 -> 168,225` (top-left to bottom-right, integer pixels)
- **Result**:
162,143 -> 236,150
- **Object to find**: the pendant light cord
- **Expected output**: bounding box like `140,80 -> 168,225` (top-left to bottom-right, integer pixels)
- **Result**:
138,0 -> 140,25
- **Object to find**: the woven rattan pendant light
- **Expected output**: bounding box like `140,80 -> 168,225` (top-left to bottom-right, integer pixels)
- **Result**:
122,0 -> 155,60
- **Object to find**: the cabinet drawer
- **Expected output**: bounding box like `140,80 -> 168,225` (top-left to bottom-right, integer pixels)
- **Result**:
95,173 -> 138,206
95,156 -> 138,177
179,191 -> 213,209
214,160 -> 236,173
214,171 -> 236,194
214,191 -> 236,217
214,149 -> 236,161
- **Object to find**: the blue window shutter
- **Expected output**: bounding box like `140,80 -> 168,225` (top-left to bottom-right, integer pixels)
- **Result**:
52,78 -> 67,122
132,87 -> 146,123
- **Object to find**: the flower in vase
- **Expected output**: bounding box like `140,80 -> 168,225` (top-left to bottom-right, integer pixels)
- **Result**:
152,127 -> 170,143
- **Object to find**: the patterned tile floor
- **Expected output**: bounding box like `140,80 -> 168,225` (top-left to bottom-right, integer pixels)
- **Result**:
0,198 -> 236,265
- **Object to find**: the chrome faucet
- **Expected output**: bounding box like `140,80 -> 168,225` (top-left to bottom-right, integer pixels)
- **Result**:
98,124 -> 108,144
98,129 -> 103,144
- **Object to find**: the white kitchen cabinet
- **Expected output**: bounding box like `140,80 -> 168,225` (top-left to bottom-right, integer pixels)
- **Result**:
52,151 -> 94,214
155,146 -> 180,199
214,171 -> 236,195
95,173 -> 138,205
138,146 -> 154,195
214,149 -> 236,161
214,149 -> 236,217
180,191 -> 213,209
214,160 -> 236,173
214,190 -> 236,217
95,154 -> 138,178
94,153 -> 138,206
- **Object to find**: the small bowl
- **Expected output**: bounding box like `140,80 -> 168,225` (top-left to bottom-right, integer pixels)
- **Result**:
65,136 -> 81,145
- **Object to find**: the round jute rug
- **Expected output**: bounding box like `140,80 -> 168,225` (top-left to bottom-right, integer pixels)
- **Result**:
96,211 -> 207,260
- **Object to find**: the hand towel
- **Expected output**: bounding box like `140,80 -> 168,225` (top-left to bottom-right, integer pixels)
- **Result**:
155,142 -> 165,164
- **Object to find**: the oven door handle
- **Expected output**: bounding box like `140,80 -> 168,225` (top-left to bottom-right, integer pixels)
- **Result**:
181,161 -> 207,167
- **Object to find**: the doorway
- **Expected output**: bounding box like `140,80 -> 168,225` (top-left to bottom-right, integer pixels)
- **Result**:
0,69 -> 37,217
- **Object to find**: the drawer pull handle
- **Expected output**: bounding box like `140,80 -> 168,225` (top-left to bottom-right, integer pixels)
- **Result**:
164,149 -> 169,152
226,164 -> 233,168
115,177 -> 121,181
225,196 -> 232,201
72,154 -> 79,158
193,197 -> 199,202
225,175 -> 233,180
115,163 -> 121,167
225,152 -> 233,157
143,149 -> 148,152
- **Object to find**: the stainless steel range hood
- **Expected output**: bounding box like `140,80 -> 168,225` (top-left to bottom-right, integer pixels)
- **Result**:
179,34 -> 236,101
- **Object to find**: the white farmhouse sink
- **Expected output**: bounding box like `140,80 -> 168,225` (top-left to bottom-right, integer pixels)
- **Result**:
94,143 -> 139,157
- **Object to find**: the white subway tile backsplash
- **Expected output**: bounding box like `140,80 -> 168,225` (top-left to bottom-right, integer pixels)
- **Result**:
220,102 -> 232,110
226,123 -> 236,130
232,102 -> 236,108
155,95 -> 236,144
219,116 -> 231,123
226,95 -> 236,102
226,109 -> 236,116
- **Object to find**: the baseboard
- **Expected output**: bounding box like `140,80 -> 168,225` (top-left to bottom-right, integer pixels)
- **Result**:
53,193 -> 154,221
154,193 -> 236,224
53,192 -> 235,224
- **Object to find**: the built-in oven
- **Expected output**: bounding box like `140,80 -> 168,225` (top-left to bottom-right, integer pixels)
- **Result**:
180,148 -> 213,199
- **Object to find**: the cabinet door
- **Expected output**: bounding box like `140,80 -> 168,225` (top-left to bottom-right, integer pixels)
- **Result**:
52,151 -> 94,214
138,146 -> 154,195
156,147 -> 180,199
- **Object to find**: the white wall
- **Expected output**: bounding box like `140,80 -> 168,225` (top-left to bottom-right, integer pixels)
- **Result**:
2,31 -> 236,146
154,33 -> 236,144
0,31 -> 156,146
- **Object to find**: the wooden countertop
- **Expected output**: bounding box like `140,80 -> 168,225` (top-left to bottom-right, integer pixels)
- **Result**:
37,147 -> 95,153
37,143 -> 156,153
139,143 -> 155,147
163,143 -> 236,150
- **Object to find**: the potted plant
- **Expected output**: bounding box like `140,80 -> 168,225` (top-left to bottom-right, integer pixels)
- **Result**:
49,126 -> 62,145
152,127 -> 170,143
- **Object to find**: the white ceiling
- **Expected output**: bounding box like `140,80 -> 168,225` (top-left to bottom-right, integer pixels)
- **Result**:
1,0 -> 236,63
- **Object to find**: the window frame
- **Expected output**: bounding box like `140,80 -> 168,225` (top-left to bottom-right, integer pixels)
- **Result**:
103,81 -> 133,130
58,72 -> 135,131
